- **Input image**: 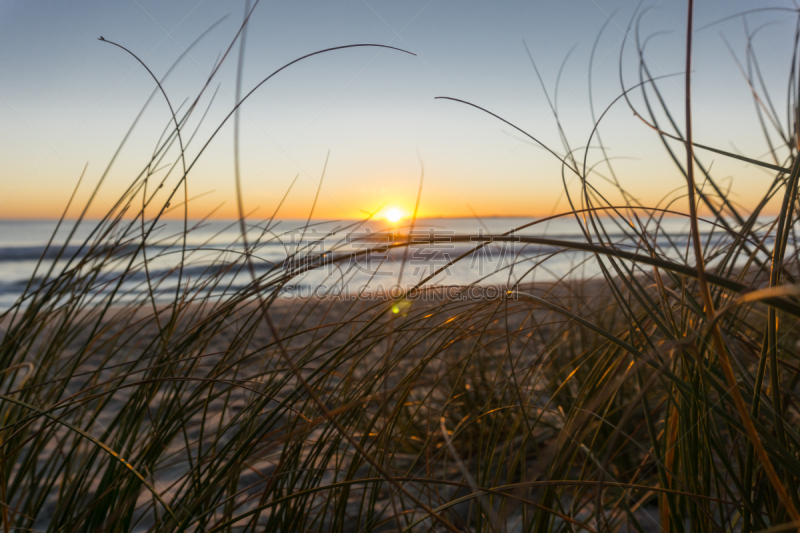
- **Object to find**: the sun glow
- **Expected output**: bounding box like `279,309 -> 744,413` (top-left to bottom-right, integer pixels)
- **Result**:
385,207 -> 403,223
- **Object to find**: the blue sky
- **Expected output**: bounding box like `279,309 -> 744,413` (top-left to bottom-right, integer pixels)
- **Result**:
0,0 -> 796,220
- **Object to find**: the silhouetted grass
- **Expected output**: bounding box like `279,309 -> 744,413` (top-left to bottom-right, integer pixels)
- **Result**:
3,1 -> 800,531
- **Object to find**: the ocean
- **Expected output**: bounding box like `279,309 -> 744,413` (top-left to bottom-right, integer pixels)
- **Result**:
0,215 -> 760,310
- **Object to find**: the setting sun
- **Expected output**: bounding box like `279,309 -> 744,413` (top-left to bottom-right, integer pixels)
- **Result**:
385,207 -> 403,223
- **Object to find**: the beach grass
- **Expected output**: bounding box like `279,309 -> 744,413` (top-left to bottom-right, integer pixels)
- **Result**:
2,1 -> 800,531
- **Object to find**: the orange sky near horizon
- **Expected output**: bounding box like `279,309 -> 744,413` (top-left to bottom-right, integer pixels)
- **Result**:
0,160 -> 782,222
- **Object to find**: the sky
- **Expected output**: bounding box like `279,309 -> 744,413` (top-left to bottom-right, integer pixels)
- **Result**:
0,0 -> 797,221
